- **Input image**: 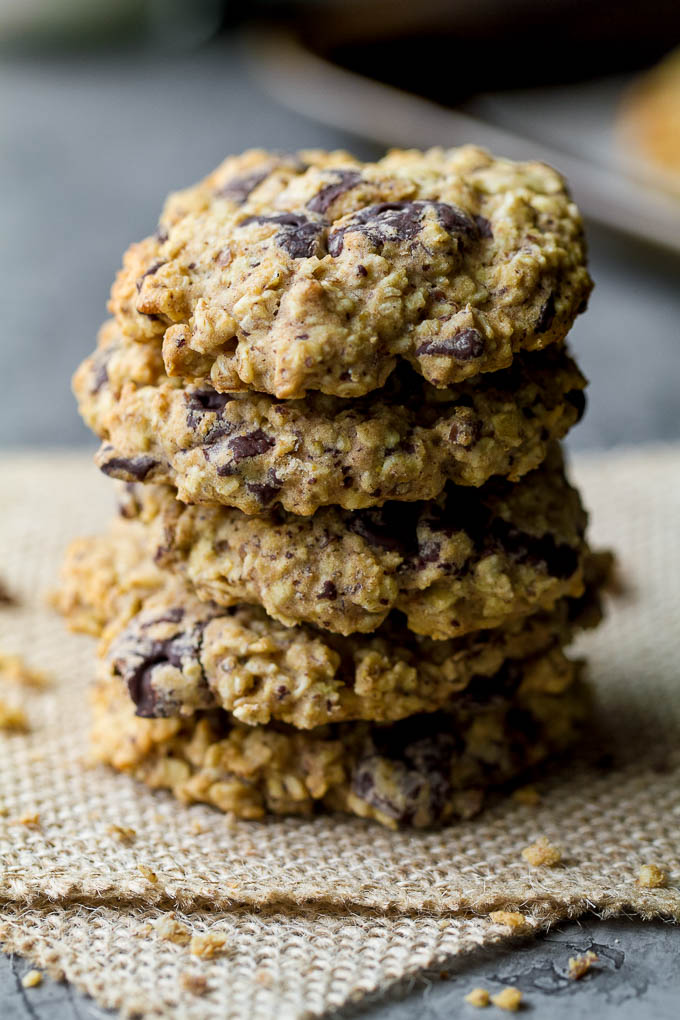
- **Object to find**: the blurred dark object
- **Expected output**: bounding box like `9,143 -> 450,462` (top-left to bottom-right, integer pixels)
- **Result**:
292,0 -> 680,99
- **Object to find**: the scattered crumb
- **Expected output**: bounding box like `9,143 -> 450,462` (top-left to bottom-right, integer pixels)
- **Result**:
0,700 -> 29,733
0,580 -> 14,606
107,824 -> 136,844
439,970 -> 449,980
637,864 -> 667,888
13,811 -> 40,828
521,837 -> 562,867
155,914 -> 190,946
491,987 -> 523,1011
254,969 -> 275,988
568,950 -> 599,980
190,818 -> 206,835
0,805 -> 7,817
489,911 -> 529,932
180,972 -> 209,996
137,923 -> 153,937
138,864 -> 158,884
512,786 -> 541,806
21,970 -> 42,988
438,917 -> 452,929
0,652 -> 49,689
190,932 -> 229,959
465,987 -> 490,1007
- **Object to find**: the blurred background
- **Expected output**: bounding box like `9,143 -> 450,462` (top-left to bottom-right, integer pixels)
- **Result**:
1,0 -> 679,450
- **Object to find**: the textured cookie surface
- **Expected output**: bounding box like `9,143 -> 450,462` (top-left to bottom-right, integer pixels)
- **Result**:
91,653 -> 588,828
76,322 -> 586,515
124,447 -> 588,639
109,146 -> 591,398
56,515 -> 602,728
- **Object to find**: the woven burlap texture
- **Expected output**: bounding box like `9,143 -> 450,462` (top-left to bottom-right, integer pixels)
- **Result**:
0,446 -> 678,1018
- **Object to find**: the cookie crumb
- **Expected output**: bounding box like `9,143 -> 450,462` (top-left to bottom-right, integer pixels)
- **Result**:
190,932 -> 228,959
568,950 -> 599,980
0,580 -> 14,606
0,700 -> 29,733
180,973 -> 209,996
489,911 -> 529,932
138,864 -> 158,883
254,968 -> 274,988
13,811 -> 40,828
465,987 -> 490,1007
21,970 -> 42,988
107,824 -> 136,844
512,786 -> 541,806
491,987 -> 523,1011
0,652 -> 49,689
155,914 -> 190,945
190,818 -> 206,835
521,837 -> 561,867
637,864 -> 667,888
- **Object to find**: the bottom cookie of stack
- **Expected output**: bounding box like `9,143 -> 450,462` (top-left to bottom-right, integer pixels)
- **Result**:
92,651 -> 587,829
56,517 -> 606,828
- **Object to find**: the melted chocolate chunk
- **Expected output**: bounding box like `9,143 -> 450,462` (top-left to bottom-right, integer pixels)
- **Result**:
318,580 -> 338,600
535,293 -> 556,334
135,261 -> 165,293
474,214 -> 493,239
328,199 -> 479,256
246,471 -> 282,506
416,328 -> 485,360
241,212 -> 326,259
90,349 -> 111,394
307,170 -> 362,213
217,169 -> 269,203
186,389 -> 232,413
228,429 -> 275,462
489,518 -> 580,579
100,454 -> 160,482
448,415 -> 482,447
112,615 -> 212,718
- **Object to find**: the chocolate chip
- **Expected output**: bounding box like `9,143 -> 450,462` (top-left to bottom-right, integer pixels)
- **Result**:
240,212 -> 326,259
416,328 -> 485,360
318,581 -> 338,600
325,198 -> 480,256
135,261 -> 165,292
228,429 -> 275,462
185,389 -> 232,423
474,214 -> 493,239
535,293 -> 556,334
90,349 -> 111,394
246,471 -> 282,506
111,614 -> 213,718
565,388 -> 586,422
217,169 -> 269,203
357,264 -> 368,277
307,169 -> 362,213
275,685 -> 289,700
155,226 -> 168,243
490,519 -> 579,579
100,455 -> 160,482
448,415 -> 482,447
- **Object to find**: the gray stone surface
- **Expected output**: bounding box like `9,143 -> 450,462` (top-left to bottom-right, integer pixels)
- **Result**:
2,917 -> 678,1019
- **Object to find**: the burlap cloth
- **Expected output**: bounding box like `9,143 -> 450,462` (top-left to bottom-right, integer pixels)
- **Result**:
0,445 -> 678,1018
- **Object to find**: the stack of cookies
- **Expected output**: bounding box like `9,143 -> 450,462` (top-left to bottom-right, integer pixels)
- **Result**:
58,146 -> 605,828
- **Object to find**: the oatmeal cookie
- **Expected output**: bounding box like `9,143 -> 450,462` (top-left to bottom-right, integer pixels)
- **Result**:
125,447 -> 587,638
109,146 -> 591,398
76,322 -> 586,514
57,516 -> 602,728
91,650 -> 589,828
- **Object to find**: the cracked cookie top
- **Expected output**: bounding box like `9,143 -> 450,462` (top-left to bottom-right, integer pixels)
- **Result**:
109,146 -> 591,398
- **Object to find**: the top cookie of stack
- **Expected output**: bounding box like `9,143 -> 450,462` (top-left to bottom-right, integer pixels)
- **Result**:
76,145 -> 591,515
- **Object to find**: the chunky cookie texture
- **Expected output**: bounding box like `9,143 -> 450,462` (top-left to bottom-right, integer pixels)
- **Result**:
108,146 -> 591,398
123,446 -> 587,639
56,515 -> 603,728
91,651 -> 588,828
75,322 -> 586,514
